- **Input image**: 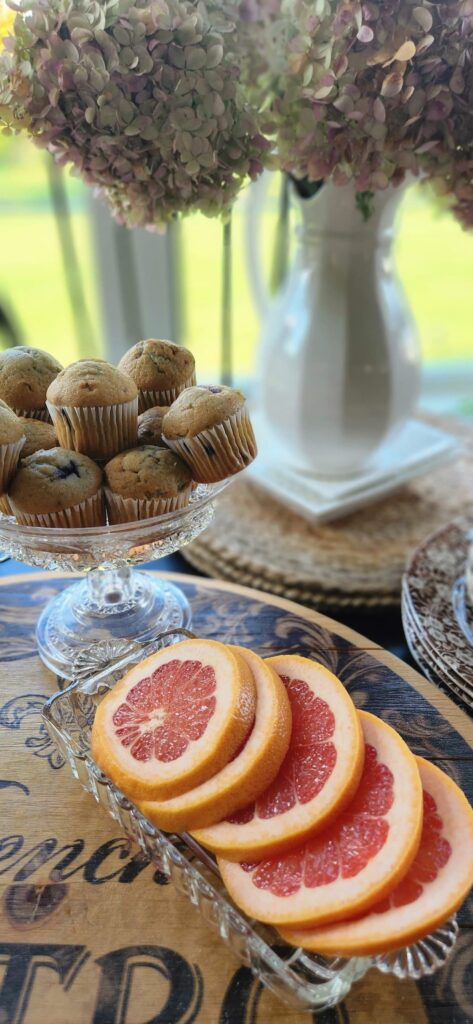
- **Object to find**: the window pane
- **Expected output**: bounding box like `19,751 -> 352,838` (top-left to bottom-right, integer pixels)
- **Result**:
180,175 -> 284,386
0,136 -> 102,362
2,138 -> 472,410
396,184 -> 473,368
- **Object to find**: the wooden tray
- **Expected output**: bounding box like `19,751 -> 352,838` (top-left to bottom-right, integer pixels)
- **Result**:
0,570 -> 471,1023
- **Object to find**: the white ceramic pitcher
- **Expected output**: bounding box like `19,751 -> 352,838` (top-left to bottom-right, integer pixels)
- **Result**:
246,177 -> 421,477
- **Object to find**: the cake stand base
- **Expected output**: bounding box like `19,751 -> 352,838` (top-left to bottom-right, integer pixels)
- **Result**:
36,567 -> 191,680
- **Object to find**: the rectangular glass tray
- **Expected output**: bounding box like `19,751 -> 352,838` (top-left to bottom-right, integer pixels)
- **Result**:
42,631 -> 457,1013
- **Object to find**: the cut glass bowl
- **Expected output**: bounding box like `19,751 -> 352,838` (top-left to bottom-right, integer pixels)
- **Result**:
42,630 -> 458,1014
0,481 -> 228,679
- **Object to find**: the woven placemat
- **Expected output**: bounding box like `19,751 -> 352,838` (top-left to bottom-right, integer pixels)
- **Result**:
182,417 -> 473,609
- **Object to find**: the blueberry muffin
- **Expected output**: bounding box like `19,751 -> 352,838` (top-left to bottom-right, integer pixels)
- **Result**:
0,414 -> 57,517
104,445 -> 192,523
0,346 -> 62,420
46,359 -> 138,462
118,339 -> 196,413
137,405 -> 169,447
162,385 -> 257,483
19,417 -> 57,459
9,447 -> 105,528
0,400 -> 26,513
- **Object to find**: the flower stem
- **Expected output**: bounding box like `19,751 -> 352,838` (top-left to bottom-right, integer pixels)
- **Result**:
270,172 -> 290,295
221,216 -> 233,386
355,190 -> 375,221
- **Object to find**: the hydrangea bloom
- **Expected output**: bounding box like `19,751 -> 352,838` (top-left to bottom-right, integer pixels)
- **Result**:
0,0 -> 269,227
270,0 -> 473,225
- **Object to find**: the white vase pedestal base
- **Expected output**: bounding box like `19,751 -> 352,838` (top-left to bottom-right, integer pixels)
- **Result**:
247,414 -> 460,523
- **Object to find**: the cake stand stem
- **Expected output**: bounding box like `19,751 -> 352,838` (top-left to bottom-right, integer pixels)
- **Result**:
36,565 -> 191,680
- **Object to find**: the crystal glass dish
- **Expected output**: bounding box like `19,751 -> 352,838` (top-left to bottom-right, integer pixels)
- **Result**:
0,481 -> 228,679
42,630 -> 458,1014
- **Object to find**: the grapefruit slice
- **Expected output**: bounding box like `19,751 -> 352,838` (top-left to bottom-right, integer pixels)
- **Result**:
139,646 -> 292,832
218,711 -> 423,928
192,654 -> 364,860
91,639 -> 256,801
280,757 -> 473,955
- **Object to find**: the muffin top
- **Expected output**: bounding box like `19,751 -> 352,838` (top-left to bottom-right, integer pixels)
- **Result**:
9,448 -> 102,514
0,346 -> 62,412
47,359 -> 137,408
19,417 -> 57,459
0,400 -> 25,445
105,446 -> 192,500
162,385 -> 246,440
137,406 -> 169,447
118,339 -> 195,392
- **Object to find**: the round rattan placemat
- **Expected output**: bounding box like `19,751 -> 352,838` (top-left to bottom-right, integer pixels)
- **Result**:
182,417 -> 473,609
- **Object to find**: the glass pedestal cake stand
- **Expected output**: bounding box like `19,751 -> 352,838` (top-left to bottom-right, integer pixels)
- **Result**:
0,481 -> 228,680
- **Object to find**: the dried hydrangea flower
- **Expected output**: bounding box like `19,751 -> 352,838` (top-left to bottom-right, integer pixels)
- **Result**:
0,0 -> 269,227
261,0 -> 473,225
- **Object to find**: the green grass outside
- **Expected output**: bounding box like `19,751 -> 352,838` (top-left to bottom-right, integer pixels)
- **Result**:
396,189 -> 473,365
0,137 -> 472,374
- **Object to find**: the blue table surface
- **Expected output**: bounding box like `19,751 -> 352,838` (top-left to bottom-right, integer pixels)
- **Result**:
0,550 -> 413,666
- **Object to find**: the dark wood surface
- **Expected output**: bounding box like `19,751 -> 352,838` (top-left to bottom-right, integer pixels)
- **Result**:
0,557 -> 471,1024
0,551 -> 415,663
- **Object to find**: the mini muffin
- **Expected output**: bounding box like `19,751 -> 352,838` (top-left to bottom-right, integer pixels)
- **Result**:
8,448 -> 105,528
137,405 -> 169,447
118,339 -> 196,413
104,445 -> 192,524
18,417 -> 57,459
0,400 -> 26,513
0,346 -> 62,421
46,359 -> 138,463
162,385 -> 257,483
1,415 -> 58,516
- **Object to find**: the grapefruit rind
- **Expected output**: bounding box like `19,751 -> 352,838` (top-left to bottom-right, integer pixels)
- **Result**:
193,654 -> 364,860
217,711 -> 423,928
140,646 -> 292,831
91,639 -> 256,801
279,757 -> 473,955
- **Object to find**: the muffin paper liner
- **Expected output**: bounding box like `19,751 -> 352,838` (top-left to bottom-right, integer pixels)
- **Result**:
0,436 -> 25,497
13,406 -> 51,423
46,397 -> 138,463
164,405 -> 257,483
11,490 -> 106,529
138,370 -> 197,414
104,486 -> 191,525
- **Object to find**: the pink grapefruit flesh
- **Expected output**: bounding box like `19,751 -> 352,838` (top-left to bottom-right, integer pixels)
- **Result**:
280,757 -> 473,954
192,654 -> 364,860
92,639 -> 256,801
218,711 -> 423,927
140,646 -> 292,832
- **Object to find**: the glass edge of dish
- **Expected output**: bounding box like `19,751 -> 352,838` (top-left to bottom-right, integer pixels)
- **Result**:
41,629 -> 459,1008
0,478 -> 230,539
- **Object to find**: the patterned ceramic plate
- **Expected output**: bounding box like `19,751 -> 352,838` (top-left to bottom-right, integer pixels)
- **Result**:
405,583 -> 473,699
402,518 -> 473,713
403,592 -> 473,708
